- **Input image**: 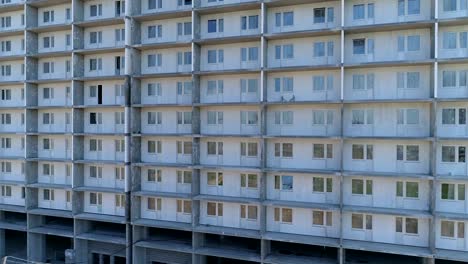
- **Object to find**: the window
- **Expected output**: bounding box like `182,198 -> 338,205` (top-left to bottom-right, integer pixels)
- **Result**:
176,200 -> 192,214
177,141 -> 192,155
0,89 -> 11,101
207,202 -> 223,217
241,15 -> 259,30
353,4 -> 365,20
43,10 -> 54,23
43,62 -> 54,74
274,207 -> 293,223
89,139 -> 102,152
43,189 -> 54,201
241,47 -> 259,62
177,82 -> 192,95
1,138 -> 11,149
441,220 -> 465,238
442,146 -> 466,163
90,4 -> 103,17
397,145 -> 419,161
313,177 -> 333,193
443,32 -> 457,49
177,112 -> 192,125
115,194 -> 125,208
1,65 -> 11,76
207,19 -> 223,33
42,164 -> 54,176
147,197 -> 162,211
240,79 -> 258,94
207,172 -> 223,186
275,44 -> 294,59
207,141 -> 223,155
148,25 -> 162,39
240,142 -> 258,157
274,143 -> 293,158
114,112 -> 125,125
147,169 -> 161,182
396,217 -> 418,234
397,109 -> 420,125
241,111 -> 258,125
0,162 -> 11,173
177,171 -> 192,184
114,140 -> 125,153
313,211 -> 333,226
147,54 -> 162,67
207,111 -> 223,125
89,192 -> 102,205
207,49 -> 224,64
396,181 -> 419,198
443,0 -> 458,11
351,214 -> 373,230
147,83 -> 162,96
177,22 -> 192,36
148,0 -> 163,9
43,138 -> 54,150
274,111 -> 294,125
399,0 -> 421,15
241,174 -> 258,189
274,77 -> 294,93
353,39 -> 365,54
89,112 -> 102,125
0,185 -> 11,197
313,144 -> 333,159
352,74 -> 375,90
0,113 -> 11,125
147,140 -> 162,154
90,31 -> 102,44
274,175 -> 293,191
177,51 -> 192,65
441,183 -> 465,200
147,112 -> 162,125
89,58 -> 102,71
275,11 -> 294,27
115,167 -> 125,181
240,205 -> 258,220
89,166 -> 102,179
352,179 -> 373,195
314,8 -> 326,23
352,110 -> 374,125
43,36 -> 54,48
313,110 -> 334,125
206,80 -> 223,95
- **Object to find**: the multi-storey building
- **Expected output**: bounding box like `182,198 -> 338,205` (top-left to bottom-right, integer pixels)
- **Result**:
0,0 -> 468,263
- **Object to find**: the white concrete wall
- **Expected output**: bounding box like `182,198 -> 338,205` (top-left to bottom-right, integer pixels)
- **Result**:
438,25 -> 468,59
38,56 -> 71,80
0,134 -> 23,157
266,173 -> 340,204
0,185 -> 24,206
0,60 -> 24,82
38,188 -> 70,211
266,138 -> 341,171
266,207 -> 340,238
141,47 -> 191,74
140,136 -> 192,164
0,35 -> 24,56
268,36 -> 341,68
343,176 -> 430,210
141,167 -> 192,194
343,140 -> 430,174
0,109 -> 24,133
200,10 -> 260,39
343,103 -> 430,137
0,160 -> 24,182
38,162 -> 72,185
200,137 -> 261,167
200,74 -> 260,103
84,164 -> 125,189
344,0 -> 431,26
37,109 -> 72,133
141,17 -> 191,44
140,196 -> 192,223
84,108 -> 125,134
84,24 -> 125,49
200,106 -> 261,135
436,180 -> 468,214
345,29 -> 431,64
83,80 -> 125,106
84,51 -> 125,77
267,1 -> 341,34
200,201 -> 260,230
140,77 -> 193,105
37,83 -> 72,106
200,170 -> 260,198
84,136 -> 125,162
200,42 -> 260,71
84,191 -> 125,216
37,135 -> 72,159
342,212 -> 430,247
0,85 -> 24,107
266,105 -> 341,137
266,70 -> 341,102
83,0 -> 122,20
437,102 -> 468,137
140,107 -> 192,134
141,0 -> 191,14
438,63 -> 468,98
37,3 -> 71,26
0,10 -> 24,32
344,65 -> 431,100
435,219 -> 468,251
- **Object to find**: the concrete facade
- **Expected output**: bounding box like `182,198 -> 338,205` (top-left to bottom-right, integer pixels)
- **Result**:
0,0 -> 468,263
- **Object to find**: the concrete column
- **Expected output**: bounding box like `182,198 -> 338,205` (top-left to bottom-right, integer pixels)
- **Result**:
338,248 -> 345,264
27,233 -> 45,262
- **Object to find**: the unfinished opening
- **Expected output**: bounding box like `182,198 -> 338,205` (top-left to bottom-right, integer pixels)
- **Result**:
269,240 -> 338,261
5,230 -> 27,259
346,249 -> 421,264
437,259 -> 468,264
206,256 -> 258,264
147,227 -> 192,245
89,221 -> 126,238
43,216 -> 73,230
3,212 -> 26,226
45,235 -> 73,263
204,234 -> 260,254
